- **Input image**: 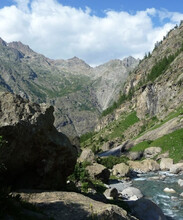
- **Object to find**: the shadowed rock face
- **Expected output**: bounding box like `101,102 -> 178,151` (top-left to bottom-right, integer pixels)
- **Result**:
0,92 -> 77,189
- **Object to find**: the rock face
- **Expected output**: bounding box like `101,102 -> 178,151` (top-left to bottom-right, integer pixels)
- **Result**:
86,163 -> 110,183
112,163 -> 130,177
0,92 -> 77,189
143,147 -> 162,159
128,159 -> 160,173
17,191 -> 131,220
160,158 -> 173,171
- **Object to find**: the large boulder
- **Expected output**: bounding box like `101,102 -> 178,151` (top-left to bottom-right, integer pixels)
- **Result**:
78,148 -> 95,163
178,179 -> 183,187
16,191 -> 131,220
0,92 -> 77,189
126,151 -> 143,161
112,163 -> 130,177
170,163 -> 183,174
128,159 -> 160,173
156,151 -> 169,161
121,187 -> 143,201
143,147 -> 162,159
86,163 -> 110,183
127,198 -> 167,220
101,141 -> 115,151
104,188 -> 118,200
160,158 -> 173,171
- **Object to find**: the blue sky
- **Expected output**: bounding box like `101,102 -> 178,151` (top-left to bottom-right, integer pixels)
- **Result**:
0,0 -> 183,65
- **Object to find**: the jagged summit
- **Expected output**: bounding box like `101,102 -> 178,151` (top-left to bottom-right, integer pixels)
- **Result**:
8,41 -> 35,55
0,37 -> 7,46
0,36 -> 138,136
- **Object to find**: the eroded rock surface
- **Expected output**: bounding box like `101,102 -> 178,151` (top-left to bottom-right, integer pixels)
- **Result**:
16,191 -> 131,220
0,92 -> 77,189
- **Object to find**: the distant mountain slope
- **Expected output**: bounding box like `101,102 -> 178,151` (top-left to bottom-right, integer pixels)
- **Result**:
0,38 -> 138,137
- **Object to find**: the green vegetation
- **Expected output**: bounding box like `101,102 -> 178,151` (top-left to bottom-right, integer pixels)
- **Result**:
81,111 -> 139,153
146,44 -> 183,83
97,156 -> 128,169
131,128 -> 183,163
108,111 -> 139,140
68,161 -> 90,183
68,162 -> 106,194
80,132 -> 96,143
135,105 -> 183,139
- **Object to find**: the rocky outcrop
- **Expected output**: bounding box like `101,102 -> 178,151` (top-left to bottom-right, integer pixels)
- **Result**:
86,163 -> 110,183
0,92 -> 77,189
16,191 -> 132,220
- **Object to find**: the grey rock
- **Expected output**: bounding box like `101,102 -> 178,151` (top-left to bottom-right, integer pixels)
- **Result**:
104,188 -> 118,200
112,163 -> 130,177
127,198 -> 167,220
126,151 -> 143,160
156,151 -> 169,160
160,158 -> 174,171
144,147 -> 162,159
128,159 -> 160,173
16,191 -> 131,220
101,141 -> 115,151
0,92 -> 77,189
86,163 -> 110,183
121,187 -> 143,201
170,163 -> 183,174
178,179 -> 183,187
78,148 -> 95,163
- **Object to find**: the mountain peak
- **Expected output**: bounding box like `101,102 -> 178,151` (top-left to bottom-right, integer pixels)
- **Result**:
0,37 -> 7,46
122,56 -> 138,67
7,41 -> 34,55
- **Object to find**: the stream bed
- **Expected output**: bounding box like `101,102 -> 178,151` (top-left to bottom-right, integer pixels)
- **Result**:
132,172 -> 183,219
110,171 -> 183,219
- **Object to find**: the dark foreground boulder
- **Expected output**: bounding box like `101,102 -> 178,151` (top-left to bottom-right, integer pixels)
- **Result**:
0,92 -> 77,189
15,191 -> 131,220
127,198 -> 167,220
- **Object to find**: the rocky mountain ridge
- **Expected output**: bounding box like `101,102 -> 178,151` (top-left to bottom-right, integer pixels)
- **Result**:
82,21 -> 183,165
0,37 -> 139,137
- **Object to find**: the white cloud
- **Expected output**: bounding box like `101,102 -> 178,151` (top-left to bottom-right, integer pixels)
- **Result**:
13,0 -> 30,12
0,0 -> 182,66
